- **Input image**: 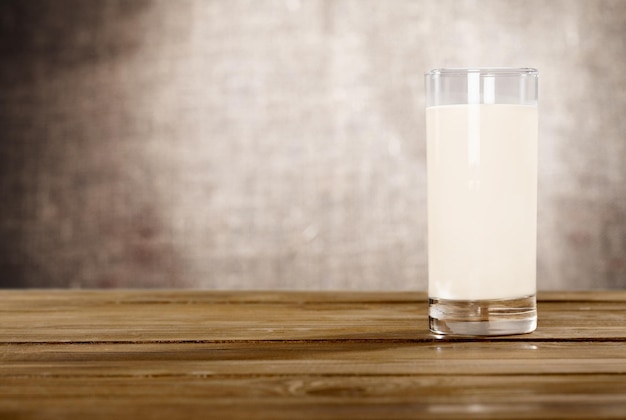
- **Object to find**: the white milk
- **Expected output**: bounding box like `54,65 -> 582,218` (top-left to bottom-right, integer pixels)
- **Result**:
426,104 -> 537,301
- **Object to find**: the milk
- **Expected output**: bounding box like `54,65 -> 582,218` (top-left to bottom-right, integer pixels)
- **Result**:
426,104 -> 537,301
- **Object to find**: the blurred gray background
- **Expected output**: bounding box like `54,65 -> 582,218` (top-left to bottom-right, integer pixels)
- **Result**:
1,0 -> 625,290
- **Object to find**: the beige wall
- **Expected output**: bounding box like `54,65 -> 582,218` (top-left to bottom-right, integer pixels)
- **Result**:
1,0 -> 625,289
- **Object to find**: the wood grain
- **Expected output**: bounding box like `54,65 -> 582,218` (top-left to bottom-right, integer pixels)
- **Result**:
2,291 -> 626,342
1,290 -> 626,419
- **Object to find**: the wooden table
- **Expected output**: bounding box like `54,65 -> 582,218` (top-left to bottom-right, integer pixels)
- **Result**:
1,290 -> 626,419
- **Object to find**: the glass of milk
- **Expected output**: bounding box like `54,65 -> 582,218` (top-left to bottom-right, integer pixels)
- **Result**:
425,68 -> 538,336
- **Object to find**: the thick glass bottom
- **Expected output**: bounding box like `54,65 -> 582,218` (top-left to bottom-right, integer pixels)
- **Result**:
429,295 -> 537,336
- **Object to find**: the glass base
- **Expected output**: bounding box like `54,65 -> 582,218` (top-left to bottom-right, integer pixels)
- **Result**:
429,295 -> 537,336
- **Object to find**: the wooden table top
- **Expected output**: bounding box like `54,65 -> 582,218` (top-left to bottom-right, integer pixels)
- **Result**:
1,290 -> 626,419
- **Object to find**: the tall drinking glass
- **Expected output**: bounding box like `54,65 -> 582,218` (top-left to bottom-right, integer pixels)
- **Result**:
425,68 -> 538,336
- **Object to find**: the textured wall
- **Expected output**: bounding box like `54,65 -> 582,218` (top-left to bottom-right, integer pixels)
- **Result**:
0,0 -> 625,290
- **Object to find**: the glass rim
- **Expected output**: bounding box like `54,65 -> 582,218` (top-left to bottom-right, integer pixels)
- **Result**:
426,67 -> 538,77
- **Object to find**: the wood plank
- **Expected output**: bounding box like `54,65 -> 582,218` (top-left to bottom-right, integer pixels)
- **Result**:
1,375 -> 625,419
2,290 -> 626,304
2,342 -> 626,376
1,291 -> 625,342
